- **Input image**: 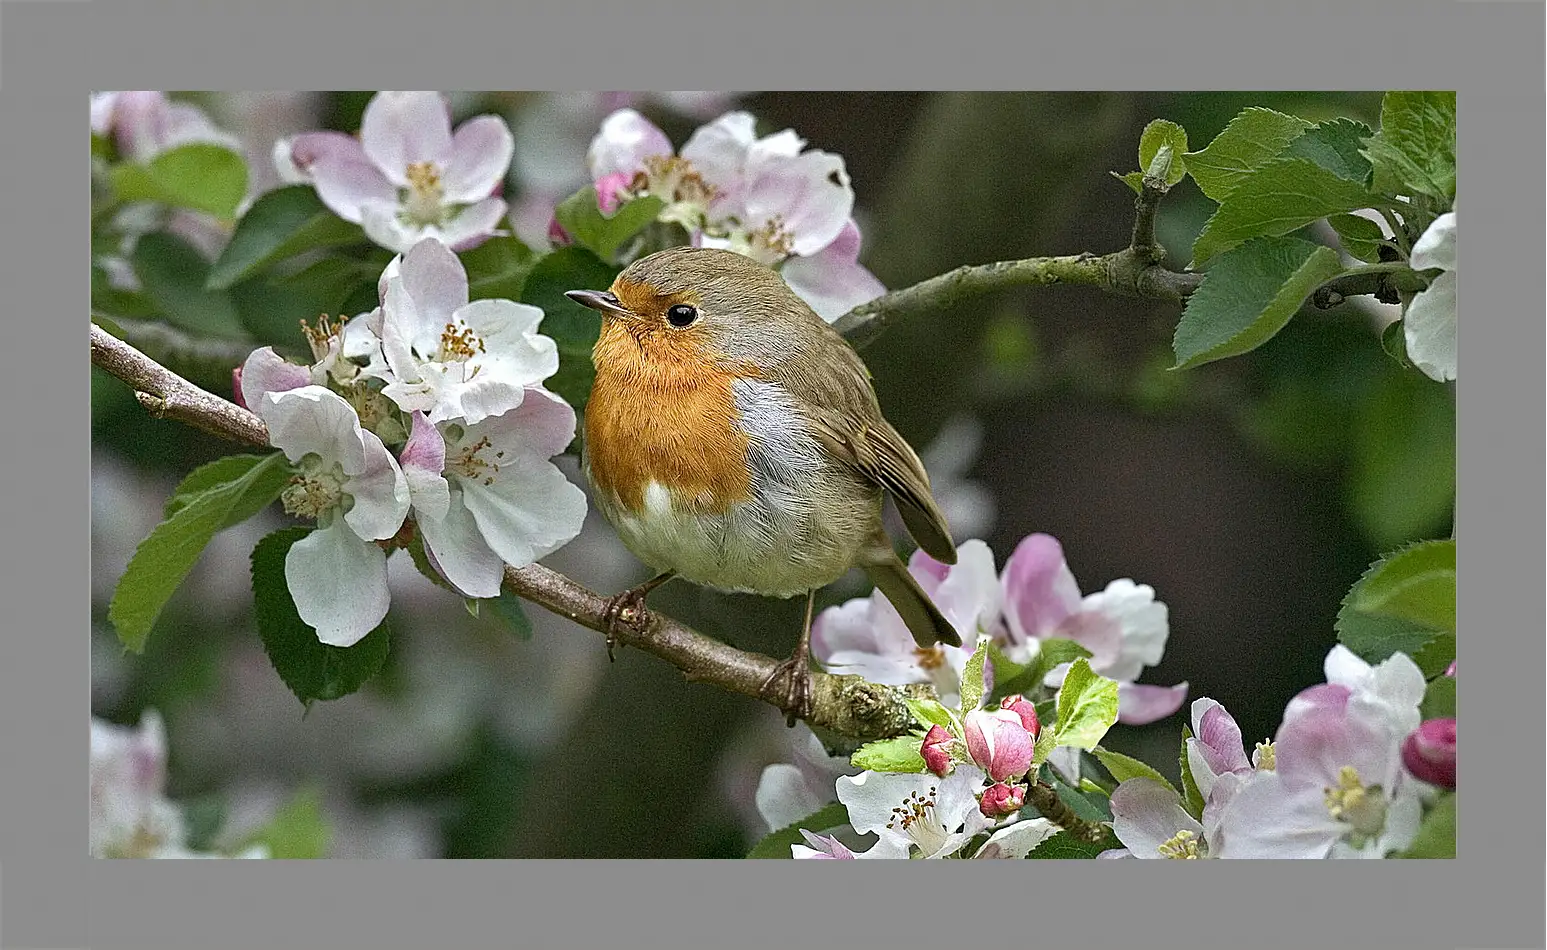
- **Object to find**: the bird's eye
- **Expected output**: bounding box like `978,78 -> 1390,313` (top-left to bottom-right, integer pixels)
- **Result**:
666,304 -> 698,327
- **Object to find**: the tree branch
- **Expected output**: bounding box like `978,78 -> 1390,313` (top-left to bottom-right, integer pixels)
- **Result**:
90,322 -> 917,741
1310,262 -> 1432,309
1027,781 -> 1108,843
833,177 -> 1204,350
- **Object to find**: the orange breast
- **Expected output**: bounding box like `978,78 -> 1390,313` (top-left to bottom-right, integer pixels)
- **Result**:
585,319 -> 759,515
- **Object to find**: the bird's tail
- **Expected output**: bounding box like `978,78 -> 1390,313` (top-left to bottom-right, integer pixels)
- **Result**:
863,553 -> 962,649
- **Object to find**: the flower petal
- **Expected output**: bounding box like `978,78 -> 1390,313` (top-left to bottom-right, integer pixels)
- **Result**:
417,491 -> 507,598
400,411 -> 450,523
1080,579 -> 1168,681
400,237 -> 472,329
435,197 -> 509,252
259,385 -> 366,471
927,539 -> 1003,644
458,457 -> 588,567
741,148 -> 854,256
779,219 -> 886,320
587,108 -> 674,180
756,764 -> 827,834
1117,682 -> 1189,725
974,817 -> 1057,858
1404,271 -> 1456,383
340,427 -> 410,542
1409,211 -> 1456,273
1001,533 -> 1083,644
291,132 -> 397,224
442,115 -> 515,203
1110,778 -> 1201,858
240,347 -> 312,411
360,91 -> 454,186
285,519 -> 391,646
360,206 -> 423,254
1189,698 -> 1251,775
1209,770 -> 1339,859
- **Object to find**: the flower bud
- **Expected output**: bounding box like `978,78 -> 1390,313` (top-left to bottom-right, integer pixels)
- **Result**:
964,708 -> 1036,782
594,171 -> 634,215
547,216 -> 573,247
920,724 -> 956,777
979,781 -> 1027,819
1402,718 -> 1456,789
999,694 -> 1041,737
1444,659 -> 1456,677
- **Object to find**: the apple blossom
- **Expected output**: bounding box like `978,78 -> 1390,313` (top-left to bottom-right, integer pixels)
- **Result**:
1402,718 -> 1456,789
91,90 -> 242,163
836,765 -> 995,859
366,238 -> 558,425
753,726 -> 856,834
1104,777 -> 1226,860
277,91 -> 512,252
999,694 -> 1041,735
978,781 -> 1027,818
791,830 -> 857,859
920,724 -> 958,777
1404,209 -> 1456,383
963,708 -> 1035,782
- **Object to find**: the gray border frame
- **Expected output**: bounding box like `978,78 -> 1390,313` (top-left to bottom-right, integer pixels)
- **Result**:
8,0 -> 1540,947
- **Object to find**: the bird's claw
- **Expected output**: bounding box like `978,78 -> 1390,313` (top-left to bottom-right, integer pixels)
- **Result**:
601,589 -> 651,662
760,651 -> 814,727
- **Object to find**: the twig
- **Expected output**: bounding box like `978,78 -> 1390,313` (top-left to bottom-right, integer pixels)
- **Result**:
1027,781 -> 1108,843
89,320 -> 916,741
1310,262 -> 1432,309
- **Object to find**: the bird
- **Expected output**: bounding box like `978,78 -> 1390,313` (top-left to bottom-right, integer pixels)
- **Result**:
565,246 -> 961,724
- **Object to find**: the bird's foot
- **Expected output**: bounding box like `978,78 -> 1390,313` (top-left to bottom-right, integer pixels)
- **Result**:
759,647 -> 814,727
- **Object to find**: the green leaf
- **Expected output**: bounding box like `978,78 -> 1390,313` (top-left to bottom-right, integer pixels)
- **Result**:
1412,632 -> 1457,680
990,638 -> 1093,702
904,697 -> 956,732
163,453 -> 291,529
959,635 -> 989,712
1184,107 -> 1314,202
1137,119 -> 1189,187
1398,792 -> 1455,859
275,256 -> 381,314
519,247 -> 621,416
1112,170 -> 1146,195
1328,213 -> 1390,263
243,786 -> 331,859
1281,118 -> 1374,184
554,189 -> 666,263
206,186 -> 365,290
487,589 -> 534,640
1362,91 -> 1456,202
1351,538 -> 1455,633
1050,771 -> 1112,823
132,232 -> 247,339
1026,830 -> 1112,859
1051,658 -> 1120,750
251,526 -> 391,704
1380,318 -> 1412,368
1420,674 -> 1456,720
1178,724 -> 1206,819
1173,237 -> 1344,369
108,453 -> 290,652
1347,368 -> 1456,549
746,802 -> 850,859
1191,158 -> 1375,265
461,234 -> 536,302
1337,544 -> 1454,666
1093,747 -> 1177,796
109,143 -> 249,219
850,733 -> 928,773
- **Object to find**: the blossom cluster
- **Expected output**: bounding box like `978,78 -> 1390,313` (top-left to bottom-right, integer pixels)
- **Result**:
91,711 -> 268,859
238,238 -> 587,646
813,532 -> 1187,725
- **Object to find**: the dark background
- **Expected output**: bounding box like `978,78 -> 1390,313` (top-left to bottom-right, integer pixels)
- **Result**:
90,91 -> 1453,858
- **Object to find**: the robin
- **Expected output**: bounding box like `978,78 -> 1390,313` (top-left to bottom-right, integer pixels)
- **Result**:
566,247 -> 961,723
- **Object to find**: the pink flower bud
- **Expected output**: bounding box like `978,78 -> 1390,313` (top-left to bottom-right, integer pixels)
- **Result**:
1445,659 -> 1456,677
964,708 -> 1036,782
920,724 -> 955,777
999,694 -> 1041,737
231,365 -> 247,409
594,171 -> 633,215
547,217 -> 572,247
979,781 -> 1027,818
1402,718 -> 1456,789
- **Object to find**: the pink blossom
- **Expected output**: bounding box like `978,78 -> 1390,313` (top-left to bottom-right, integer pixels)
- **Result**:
920,724 -> 956,777
1402,718 -> 1456,789
963,708 -> 1035,782
978,782 -> 1027,819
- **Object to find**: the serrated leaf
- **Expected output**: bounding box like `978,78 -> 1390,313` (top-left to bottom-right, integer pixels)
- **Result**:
251,526 -> 391,704
1398,792 -> 1455,859
850,734 -> 928,773
1051,771 -> 1112,823
206,186 -> 365,290
1281,118 -> 1374,184
1093,747 -> 1177,796
163,453 -> 291,529
990,638 -> 1093,702
1026,830 -> 1112,859
1052,658 -> 1119,751
1173,237 -> 1344,369
1079,778 -> 1111,798
1178,724 -> 1206,819
1184,107 -> 1314,202
1191,158 -> 1375,265
904,697 -> 956,732
1137,119 -> 1188,187
1328,213 -> 1390,263
1362,92 -> 1456,202
108,143 -> 249,219
1420,675 -> 1456,721
461,234 -> 536,302
1031,728 -> 1057,768
1352,538 -> 1455,633
275,257 -> 380,314
108,453 -> 290,652
554,188 -> 666,263
1380,319 -> 1412,368
132,232 -> 247,339
242,786 -> 331,859
746,802 -> 850,859
1411,632 -> 1457,680
519,247 -> 620,417
959,635 -> 989,712
1338,544 -> 1454,666
1112,170 -> 1146,195
1348,369 -> 1456,549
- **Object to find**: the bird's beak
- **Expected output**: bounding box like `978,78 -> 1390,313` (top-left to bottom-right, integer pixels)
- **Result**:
565,289 -> 635,320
